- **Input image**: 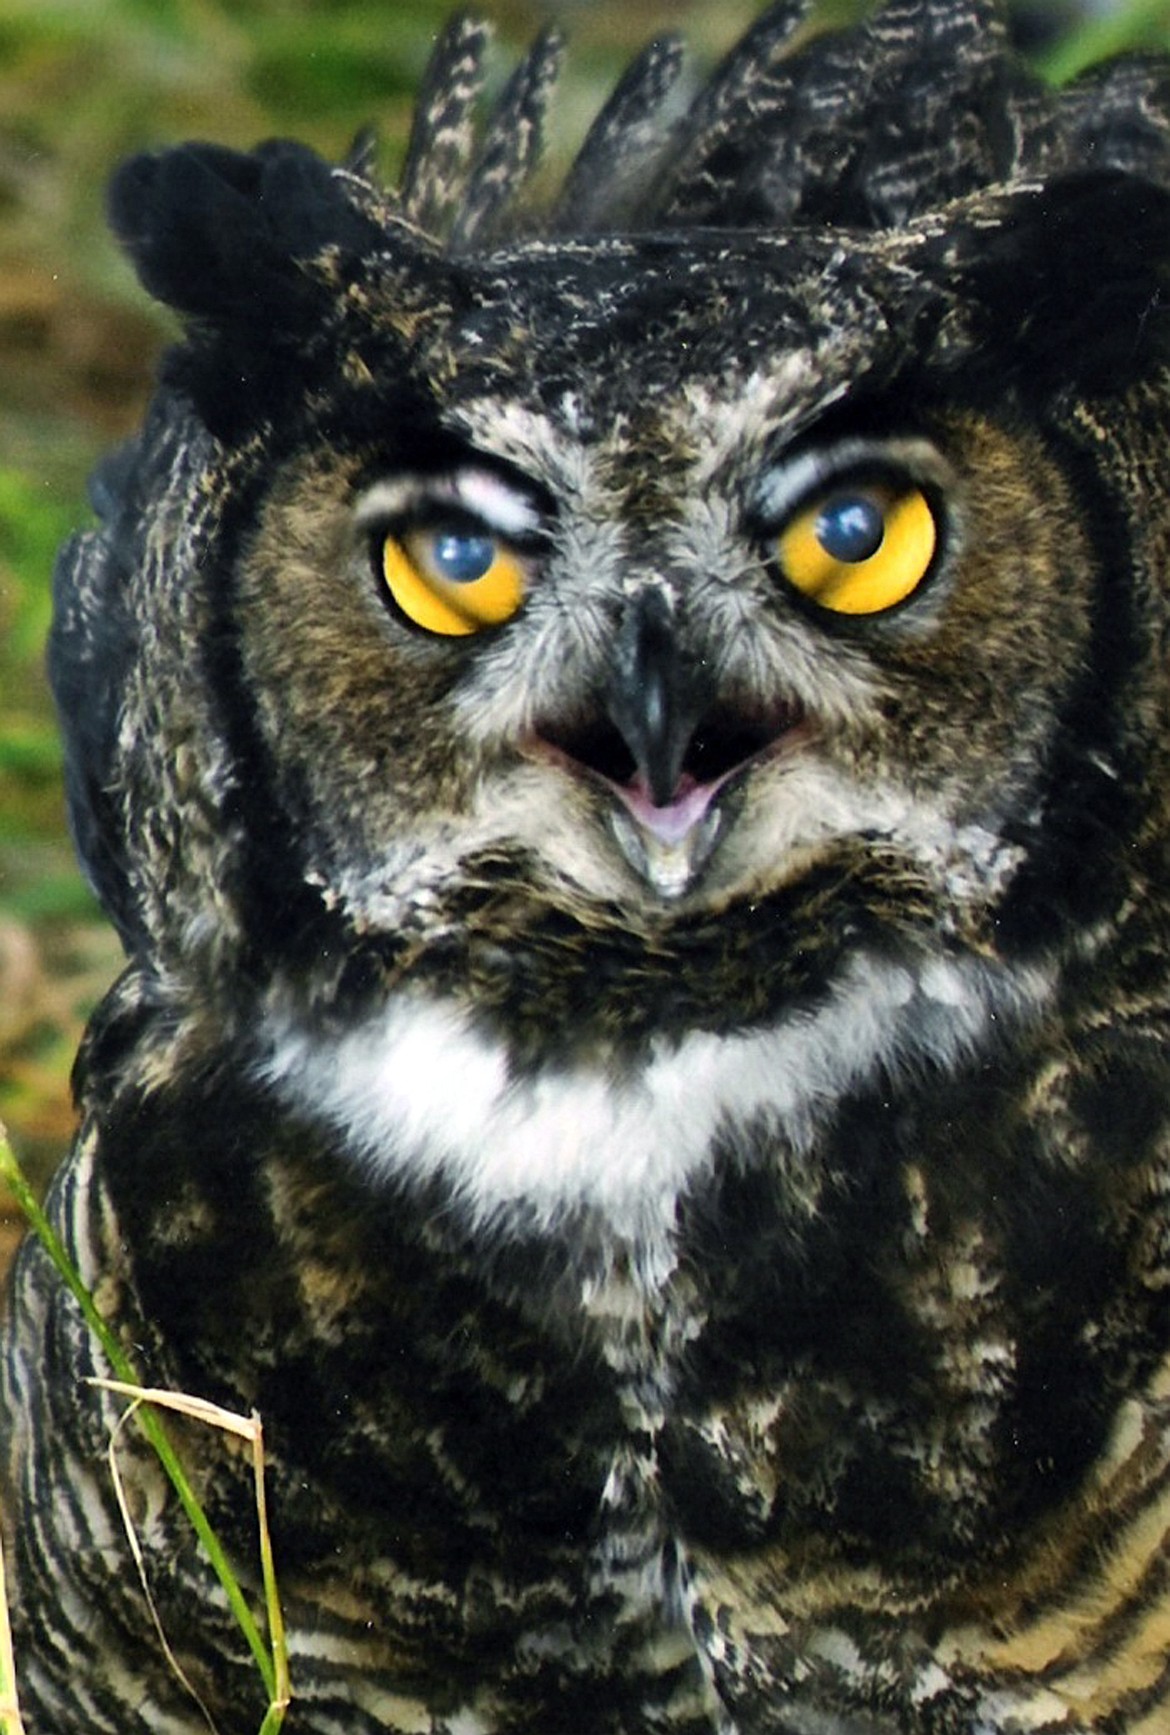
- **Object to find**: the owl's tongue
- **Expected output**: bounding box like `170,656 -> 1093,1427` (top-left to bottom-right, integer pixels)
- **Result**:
608,770 -> 724,897
618,771 -> 717,845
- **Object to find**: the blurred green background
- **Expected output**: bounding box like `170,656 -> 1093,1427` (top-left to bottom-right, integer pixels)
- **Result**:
0,0 -> 1167,1222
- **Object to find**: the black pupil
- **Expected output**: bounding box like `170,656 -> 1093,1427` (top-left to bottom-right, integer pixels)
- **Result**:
815,493 -> 885,564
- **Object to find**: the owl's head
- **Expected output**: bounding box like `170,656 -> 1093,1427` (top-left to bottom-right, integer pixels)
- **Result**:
53,0 -> 1170,1071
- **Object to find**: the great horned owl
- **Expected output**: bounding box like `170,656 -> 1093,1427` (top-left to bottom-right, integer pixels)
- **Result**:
6,1 -> 1170,1730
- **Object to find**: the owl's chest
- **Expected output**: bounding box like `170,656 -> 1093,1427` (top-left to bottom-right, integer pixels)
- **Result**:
108,1012 -> 996,1575
92,978 -> 1166,1733
114,967 -> 1085,1549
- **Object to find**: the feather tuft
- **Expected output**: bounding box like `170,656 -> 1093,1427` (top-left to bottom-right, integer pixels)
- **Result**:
398,15 -> 493,237
449,23 -> 565,251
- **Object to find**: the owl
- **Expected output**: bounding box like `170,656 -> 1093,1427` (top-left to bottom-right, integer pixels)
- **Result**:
6,0 -> 1170,1730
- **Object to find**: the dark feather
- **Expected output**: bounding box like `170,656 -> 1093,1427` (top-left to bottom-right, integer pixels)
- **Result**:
449,23 -> 564,251
398,14 -> 492,237
46,396 -> 208,954
551,35 -> 686,234
941,171 -> 1170,396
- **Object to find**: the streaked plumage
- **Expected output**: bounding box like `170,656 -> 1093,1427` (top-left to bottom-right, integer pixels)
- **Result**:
7,2 -> 1170,1730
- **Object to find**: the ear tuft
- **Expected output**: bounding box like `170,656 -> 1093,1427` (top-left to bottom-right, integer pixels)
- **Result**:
947,171 -> 1170,396
108,139 -> 382,329
107,140 -> 392,442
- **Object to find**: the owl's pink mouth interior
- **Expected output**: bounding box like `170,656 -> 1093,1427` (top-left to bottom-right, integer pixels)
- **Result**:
533,701 -> 803,840
616,772 -> 719,844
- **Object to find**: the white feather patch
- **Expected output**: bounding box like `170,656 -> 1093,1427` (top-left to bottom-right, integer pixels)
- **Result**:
256,951 -> 1050,1252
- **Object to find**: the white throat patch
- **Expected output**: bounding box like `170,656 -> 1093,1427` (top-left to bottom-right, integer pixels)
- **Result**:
255,951 -> 1050,1258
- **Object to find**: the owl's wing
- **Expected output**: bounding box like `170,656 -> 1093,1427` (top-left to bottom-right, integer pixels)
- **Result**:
47,393 -> 192,954
50,452 -> 144,952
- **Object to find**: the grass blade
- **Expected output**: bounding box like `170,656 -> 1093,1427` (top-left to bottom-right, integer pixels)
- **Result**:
0,1126 -> 279,1708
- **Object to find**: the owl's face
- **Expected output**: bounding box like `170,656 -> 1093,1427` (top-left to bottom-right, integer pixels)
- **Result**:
225,223 -> 1108,970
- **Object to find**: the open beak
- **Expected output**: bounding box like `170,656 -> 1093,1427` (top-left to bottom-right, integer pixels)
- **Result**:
533,587 -> 804,898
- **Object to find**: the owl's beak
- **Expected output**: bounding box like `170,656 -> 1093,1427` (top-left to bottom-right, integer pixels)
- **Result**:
605,587 -> 704,808
533,586 -> 793,896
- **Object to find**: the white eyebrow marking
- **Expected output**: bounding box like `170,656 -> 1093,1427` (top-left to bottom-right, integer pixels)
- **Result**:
752,435 -> 951,524
355,468 -> 543,538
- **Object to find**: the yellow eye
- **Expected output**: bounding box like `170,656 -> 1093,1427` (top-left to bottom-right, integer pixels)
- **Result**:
381,526 -> 526,636
776,482 -> 937,616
